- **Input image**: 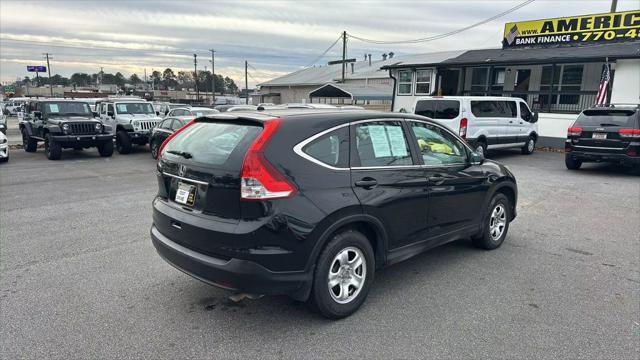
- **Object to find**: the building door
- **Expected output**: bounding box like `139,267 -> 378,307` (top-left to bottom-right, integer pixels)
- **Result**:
514,69 -> 531,94
439,69 -> 460,95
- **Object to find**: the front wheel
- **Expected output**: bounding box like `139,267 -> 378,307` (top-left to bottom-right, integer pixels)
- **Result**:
521,136 -> 536,155
116,131 -> 132,154
309,230 -> 375,319
44,134 -> 61,160
474,140 -> 487,157
97,141 -> 114,157
150,139 -> 160,159
565,155 -> 582,170
472,193 -> 511,250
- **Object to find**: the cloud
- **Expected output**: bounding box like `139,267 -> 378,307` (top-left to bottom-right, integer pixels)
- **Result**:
1,0 -> 638,86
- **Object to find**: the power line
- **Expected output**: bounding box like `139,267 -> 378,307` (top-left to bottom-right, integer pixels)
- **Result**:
347,0 -> 535,44
303,34 -> 343,68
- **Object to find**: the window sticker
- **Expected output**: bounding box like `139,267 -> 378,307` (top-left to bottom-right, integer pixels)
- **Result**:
48,104 -> 59,112
368,125 -> 391,157
116,104 -> 128,112
386,125 -> 408,157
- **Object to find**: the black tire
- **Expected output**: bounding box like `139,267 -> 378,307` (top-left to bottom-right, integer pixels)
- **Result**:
0,156 -> 7,163
309,230 -> 375,319
521,136 -> 536,155
472,193 -> 510,250
565,155 -> 582,170
150,139 -> 160,159
115,131 -> 132,154
97,140 -> 114,157
44,133 -> 61,160
474,139 -> 487,157
22,128 -> 37,152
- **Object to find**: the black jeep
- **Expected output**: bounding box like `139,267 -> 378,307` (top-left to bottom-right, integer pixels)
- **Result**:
20,100 -> 114,160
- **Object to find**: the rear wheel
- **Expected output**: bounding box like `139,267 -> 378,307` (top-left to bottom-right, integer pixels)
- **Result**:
22,129 -> 37,152
475,139 -> 487,157
44,133 -> 61,160
472,193 -> 510,250
521,136 -> 536,155
97,141 -> 114,157
116,131 -> 132,154
309,230 -> 374,319
565,155 -> 582,170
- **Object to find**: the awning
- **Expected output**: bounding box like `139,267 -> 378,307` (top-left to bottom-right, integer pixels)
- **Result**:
309,83 -> 392,101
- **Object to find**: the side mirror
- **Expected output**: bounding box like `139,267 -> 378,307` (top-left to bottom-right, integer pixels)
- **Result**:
470,151 -> 484,165
107,111 -> 114,118
531,112 -> 539,123
33,111 -> 42,119
92,111 -> 99,118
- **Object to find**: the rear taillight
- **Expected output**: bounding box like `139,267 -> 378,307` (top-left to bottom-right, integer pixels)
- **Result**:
619,128 -> 640,139
240,119 -> 296,201
157,119 -> 196,160
459,118 -> 468,139
567,127 -> 582,136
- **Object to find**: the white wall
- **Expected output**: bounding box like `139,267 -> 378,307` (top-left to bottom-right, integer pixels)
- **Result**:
611,59 -> 640,104
537,113 -> 577,139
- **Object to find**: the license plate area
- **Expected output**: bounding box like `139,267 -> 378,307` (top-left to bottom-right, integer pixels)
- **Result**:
175,181 -> 197,206
592,133 -> 607,140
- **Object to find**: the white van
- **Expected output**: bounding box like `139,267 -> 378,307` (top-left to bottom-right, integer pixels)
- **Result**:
412,96 -> 539,155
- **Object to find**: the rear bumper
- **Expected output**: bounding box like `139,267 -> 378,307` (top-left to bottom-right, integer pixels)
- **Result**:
566,149 -> 640,166
50,133 -> 112,146
151,225 -> 311,296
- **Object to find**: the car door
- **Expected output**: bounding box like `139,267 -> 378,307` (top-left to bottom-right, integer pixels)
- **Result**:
33,102 -> 45,138
103,103 -> 116,133
350,119 -> 430,250
518,101 -> 535,142
153,119 -> 173,145
406,120 -> 487,241
502,100 -> 520,145
470,100 -> 502,147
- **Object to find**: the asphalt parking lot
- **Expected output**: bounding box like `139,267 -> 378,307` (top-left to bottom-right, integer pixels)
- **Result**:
1,146 -> 638,359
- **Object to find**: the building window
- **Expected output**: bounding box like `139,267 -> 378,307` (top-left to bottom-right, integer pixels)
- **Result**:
470,67 -> 489,94
415,69 -> 432,95
397,70 -> 412,95
539,64 -> 584,106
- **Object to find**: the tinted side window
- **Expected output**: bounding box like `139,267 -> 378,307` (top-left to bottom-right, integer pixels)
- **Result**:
519,102 -> 532,121
471,101 -> 516,118
160,119 -> 172,129
435,100 -> 460,119
415,100 -> 435,118
107,104 -> 114,114
302,127 -> 349,168
409,122 -> 467,165
354,121 -> 413,167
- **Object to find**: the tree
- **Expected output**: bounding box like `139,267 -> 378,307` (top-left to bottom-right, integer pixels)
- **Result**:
162,68 -> 178,89
70,73 -> 92,87
151,70 -> 162,89
129,73 -> 142,84
224,76 -> 238,94
114,72 -> 126,87
177,71 -> 193,87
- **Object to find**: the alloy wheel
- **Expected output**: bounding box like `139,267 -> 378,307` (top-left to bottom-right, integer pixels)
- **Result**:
489,204 -> 507,241
328,247 -> 366,304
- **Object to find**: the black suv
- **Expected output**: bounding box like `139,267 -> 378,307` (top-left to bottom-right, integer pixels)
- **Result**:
151,110 -> 518,318
20,100 -> 113,160
565,105 -> 640,170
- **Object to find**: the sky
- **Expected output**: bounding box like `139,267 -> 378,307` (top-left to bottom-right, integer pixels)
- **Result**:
0,0 -> 638,88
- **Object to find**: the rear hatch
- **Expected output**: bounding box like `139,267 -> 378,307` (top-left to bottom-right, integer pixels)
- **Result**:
155,120 -> 263,257
570,108 -> 639,153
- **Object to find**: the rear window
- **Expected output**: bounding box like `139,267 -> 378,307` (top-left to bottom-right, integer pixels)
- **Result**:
164,122 -> 261,166
575,109 -> 638,127
415,100 -> 460,119
302,127 -> 349,168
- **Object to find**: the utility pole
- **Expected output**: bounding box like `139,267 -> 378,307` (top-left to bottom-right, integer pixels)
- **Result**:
341,31 -> 347,83
209,49 -> 216,104
245,61 -> 249,104
193,54 -> 199,103
610,0 -> 617,12
99,67 -> 103,86
44,53 -> 53,97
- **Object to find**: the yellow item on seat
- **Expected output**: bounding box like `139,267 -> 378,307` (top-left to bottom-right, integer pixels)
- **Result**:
417,139 -> 454,155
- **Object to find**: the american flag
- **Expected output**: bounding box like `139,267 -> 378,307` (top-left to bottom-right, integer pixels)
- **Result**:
595,62 -> 610,106
505,25 -> 519,45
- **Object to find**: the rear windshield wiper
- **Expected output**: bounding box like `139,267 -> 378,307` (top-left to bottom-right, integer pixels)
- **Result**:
598,123 -> 620,127
166,150 -> 192,159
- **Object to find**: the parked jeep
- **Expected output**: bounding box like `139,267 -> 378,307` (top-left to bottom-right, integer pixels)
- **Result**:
96,98 -> 162,154
19,100 -> 113,160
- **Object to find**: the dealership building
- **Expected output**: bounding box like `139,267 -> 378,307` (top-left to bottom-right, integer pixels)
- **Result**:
384,10 -> 640,147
